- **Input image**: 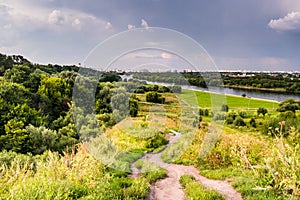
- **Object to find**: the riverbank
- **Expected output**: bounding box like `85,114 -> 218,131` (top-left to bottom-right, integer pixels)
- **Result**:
222,85 -> 289,94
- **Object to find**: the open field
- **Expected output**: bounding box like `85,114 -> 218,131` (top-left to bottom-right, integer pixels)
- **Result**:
180,89 -> 279,110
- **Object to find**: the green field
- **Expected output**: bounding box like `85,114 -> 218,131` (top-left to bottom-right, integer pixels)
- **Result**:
180,89 -> 279,110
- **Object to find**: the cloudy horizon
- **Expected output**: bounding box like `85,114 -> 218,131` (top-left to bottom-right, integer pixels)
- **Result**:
0,0 -> 300,71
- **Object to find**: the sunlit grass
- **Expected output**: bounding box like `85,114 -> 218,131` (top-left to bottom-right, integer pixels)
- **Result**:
180,89 -> 279,110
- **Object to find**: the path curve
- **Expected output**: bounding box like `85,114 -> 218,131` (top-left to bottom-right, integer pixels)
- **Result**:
130,130 -> 243,200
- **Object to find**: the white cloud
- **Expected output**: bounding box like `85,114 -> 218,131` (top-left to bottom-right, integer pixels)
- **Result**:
48,10 -> 66,25
141,19 -> 149,29
47,9 -> 111,32
268,12 -> 300,31
105,22 -> 112,29
127,24 -> 135,30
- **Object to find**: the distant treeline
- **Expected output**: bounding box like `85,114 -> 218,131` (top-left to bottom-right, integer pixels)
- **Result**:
132,72 -> 222,88
222,73 -> 300,94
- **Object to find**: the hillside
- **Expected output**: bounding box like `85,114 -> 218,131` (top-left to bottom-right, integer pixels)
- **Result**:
0,53 -> 299,199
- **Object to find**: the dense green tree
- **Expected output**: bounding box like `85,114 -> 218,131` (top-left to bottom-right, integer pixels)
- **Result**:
146,92 -> 165,104
0,119 -> 28,153
26,125 -> 58,155
99,72 -> 121,82
129,98 -> 138,117
277,98 -> 300,113
0,81 -> 29,104
257,107 -> 268,116
233,116 -> 246,126
37,76 -> 71,120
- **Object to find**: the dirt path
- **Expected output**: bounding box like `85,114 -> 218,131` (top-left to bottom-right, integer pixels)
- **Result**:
130,130 -> 243,200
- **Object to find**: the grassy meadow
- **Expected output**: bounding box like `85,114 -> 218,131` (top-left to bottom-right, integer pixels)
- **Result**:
180,89 -> 279,110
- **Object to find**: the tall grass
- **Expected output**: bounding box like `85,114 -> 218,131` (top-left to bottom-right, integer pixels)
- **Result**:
0,145 -> 150,199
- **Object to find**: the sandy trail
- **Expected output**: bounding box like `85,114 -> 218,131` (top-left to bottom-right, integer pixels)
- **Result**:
130,131 -> 243,200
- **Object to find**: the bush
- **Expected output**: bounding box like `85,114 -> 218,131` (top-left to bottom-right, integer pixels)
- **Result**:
233,116 -> 246,126
257,107 -> 268,116
204,109 -> 209,116
213,112 -> 226,121
225,117 -> 234,125
129,98 -> 138,117
239,111 -> 248,118
221,104 -> 229,112
249,118 -> 256,128
226,111 -> 238,120
146,133 -> 168,150
146,92 -> 165,104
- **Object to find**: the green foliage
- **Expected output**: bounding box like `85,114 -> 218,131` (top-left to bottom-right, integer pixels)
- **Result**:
277,98 -> 300,113
179,175 -> 225,200
0,147 -> 150,200
38,76 -> 71,120
234,116 -> 246,126
225,117 -> 234,124
129,98 -> 138,117
257,107 -> 268,116
0,150 -> 35,169
199,108 -> 209,116
146,133 -> 168,150
221,104 -> 229,112
99,72 -> 121,82
213,112 -> 226,121
135,159 -> 167,183
262,112 -> 299,137
239,111 -> 248,118
250,118 -> 256,128
256,135 -> 300,198
26,125 -> 58,155
146,92 -> 165,104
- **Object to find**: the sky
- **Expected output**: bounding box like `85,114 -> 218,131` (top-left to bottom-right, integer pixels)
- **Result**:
0,0 -> 300,71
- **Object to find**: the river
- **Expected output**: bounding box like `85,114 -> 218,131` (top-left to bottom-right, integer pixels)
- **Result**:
121,75 -> 300,102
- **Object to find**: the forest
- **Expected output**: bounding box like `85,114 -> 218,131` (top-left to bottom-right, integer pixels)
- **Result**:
0,53 -> 300,199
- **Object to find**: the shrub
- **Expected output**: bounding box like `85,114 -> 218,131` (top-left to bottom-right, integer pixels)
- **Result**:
204,109 -> 209,116
129,98 -> 138,117
146,92 -> 165,104
213,112 -> 226,121
239,111 -> 248,118
249,118 -> 256,128
257,107 -> 268,116
221,104 -> 229,112
146,133 -> 168,150
233,116 -> 246,126
225,117 -> 234,125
